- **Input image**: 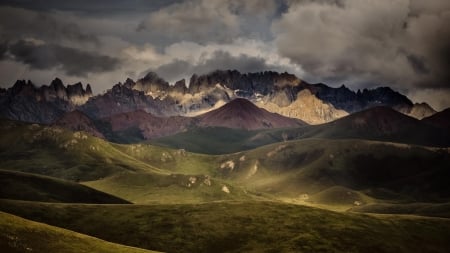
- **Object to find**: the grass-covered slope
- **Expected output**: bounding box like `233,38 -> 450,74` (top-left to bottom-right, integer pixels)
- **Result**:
0,211 -> 159,253
149,126 -> 277,154
350,202 -> 450,218
0,120 -> 253,204
0,170 -> 129,203
207,139 -> 450,204
2,119 -> 449,210
1,200 -> 450,253
83,172 -> 255,204
0,120 -> 164,181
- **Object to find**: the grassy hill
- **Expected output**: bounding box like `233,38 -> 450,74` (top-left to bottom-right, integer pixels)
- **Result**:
1,200 -> 450,253
83,172 -> 257,204
2,118 -> 450,211
0,120 -> 165,181
196,139 -> 450,204
149,126 -> 277,154
0,170 -> 129,203
0,211 -> 159,253
350,202 -> 450,218
2,119 -> 449,207
2,115 -> 450,252
0,120 -> 260,204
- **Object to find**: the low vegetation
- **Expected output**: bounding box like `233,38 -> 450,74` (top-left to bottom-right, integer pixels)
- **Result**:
1,200 -> 450,253
0,169 -> 129,203
1,119 -> 450,252
0,211 -> 159,253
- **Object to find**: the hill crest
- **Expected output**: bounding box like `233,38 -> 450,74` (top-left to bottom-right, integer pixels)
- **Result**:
196,98 -> 305,130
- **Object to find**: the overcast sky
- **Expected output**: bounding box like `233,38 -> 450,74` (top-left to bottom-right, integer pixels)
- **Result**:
0,0 -> 449,110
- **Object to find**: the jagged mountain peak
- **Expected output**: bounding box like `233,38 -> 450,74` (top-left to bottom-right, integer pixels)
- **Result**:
143,71 -> 161,80
85,84 -> 93,95
50,77 -> 64,87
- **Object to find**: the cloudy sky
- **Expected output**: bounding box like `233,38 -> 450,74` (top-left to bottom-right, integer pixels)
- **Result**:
0,0 -> 449,109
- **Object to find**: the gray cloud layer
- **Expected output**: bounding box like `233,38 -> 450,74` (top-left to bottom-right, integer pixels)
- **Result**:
272,0 -> 450,90
3,40 -> 120,76
151,50 -> 285,82
0,6 -> 98,45
138,0 -> 283,44
0,0 -> 449,109
0,0 -> 181,15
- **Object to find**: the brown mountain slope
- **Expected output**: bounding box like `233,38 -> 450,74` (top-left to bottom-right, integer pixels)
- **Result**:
301,106 -> 450,147
53,110 -> 104,138
105,110 -> 194,139
196,98 -> 306,130
422,108 -> 450,129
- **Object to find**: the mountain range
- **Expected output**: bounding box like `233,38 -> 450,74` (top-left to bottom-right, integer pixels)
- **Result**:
0,70 -> 436,126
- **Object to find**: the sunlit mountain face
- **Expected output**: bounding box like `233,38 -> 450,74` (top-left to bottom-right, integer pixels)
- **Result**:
1,1 -> 450,253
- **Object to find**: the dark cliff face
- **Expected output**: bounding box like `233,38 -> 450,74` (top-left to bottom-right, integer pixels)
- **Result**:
187,70 -> 301,96
0,79 -> 93,123
310,84 -> 413,113
132,72 -> 171,94
172,79 -> 187,94
78,83 -> 179,119
186,70 -> 415,113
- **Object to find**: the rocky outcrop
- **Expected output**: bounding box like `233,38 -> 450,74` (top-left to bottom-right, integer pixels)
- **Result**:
402,103 -> 436,120
309,84 -> 414,113
188,70 -> 302,97
256,89 -> 348,124
132,72 -> 171,97
79,82 -> 179,119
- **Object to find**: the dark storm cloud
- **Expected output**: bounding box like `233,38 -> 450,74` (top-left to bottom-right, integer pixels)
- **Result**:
272,0 -> 450,90
6,40 -> 120,76
0,0 -> 181,15
137,0 -> 283,44
151,51 -> 279,82
0,6 -> 98,44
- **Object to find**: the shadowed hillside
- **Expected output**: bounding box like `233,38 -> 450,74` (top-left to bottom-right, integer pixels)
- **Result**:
0,170 -> 129,204
0,211 -> 159,253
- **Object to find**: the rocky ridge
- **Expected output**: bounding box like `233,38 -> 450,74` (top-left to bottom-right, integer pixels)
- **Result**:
0,78 -> 92,123
0,70 -> 437,126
